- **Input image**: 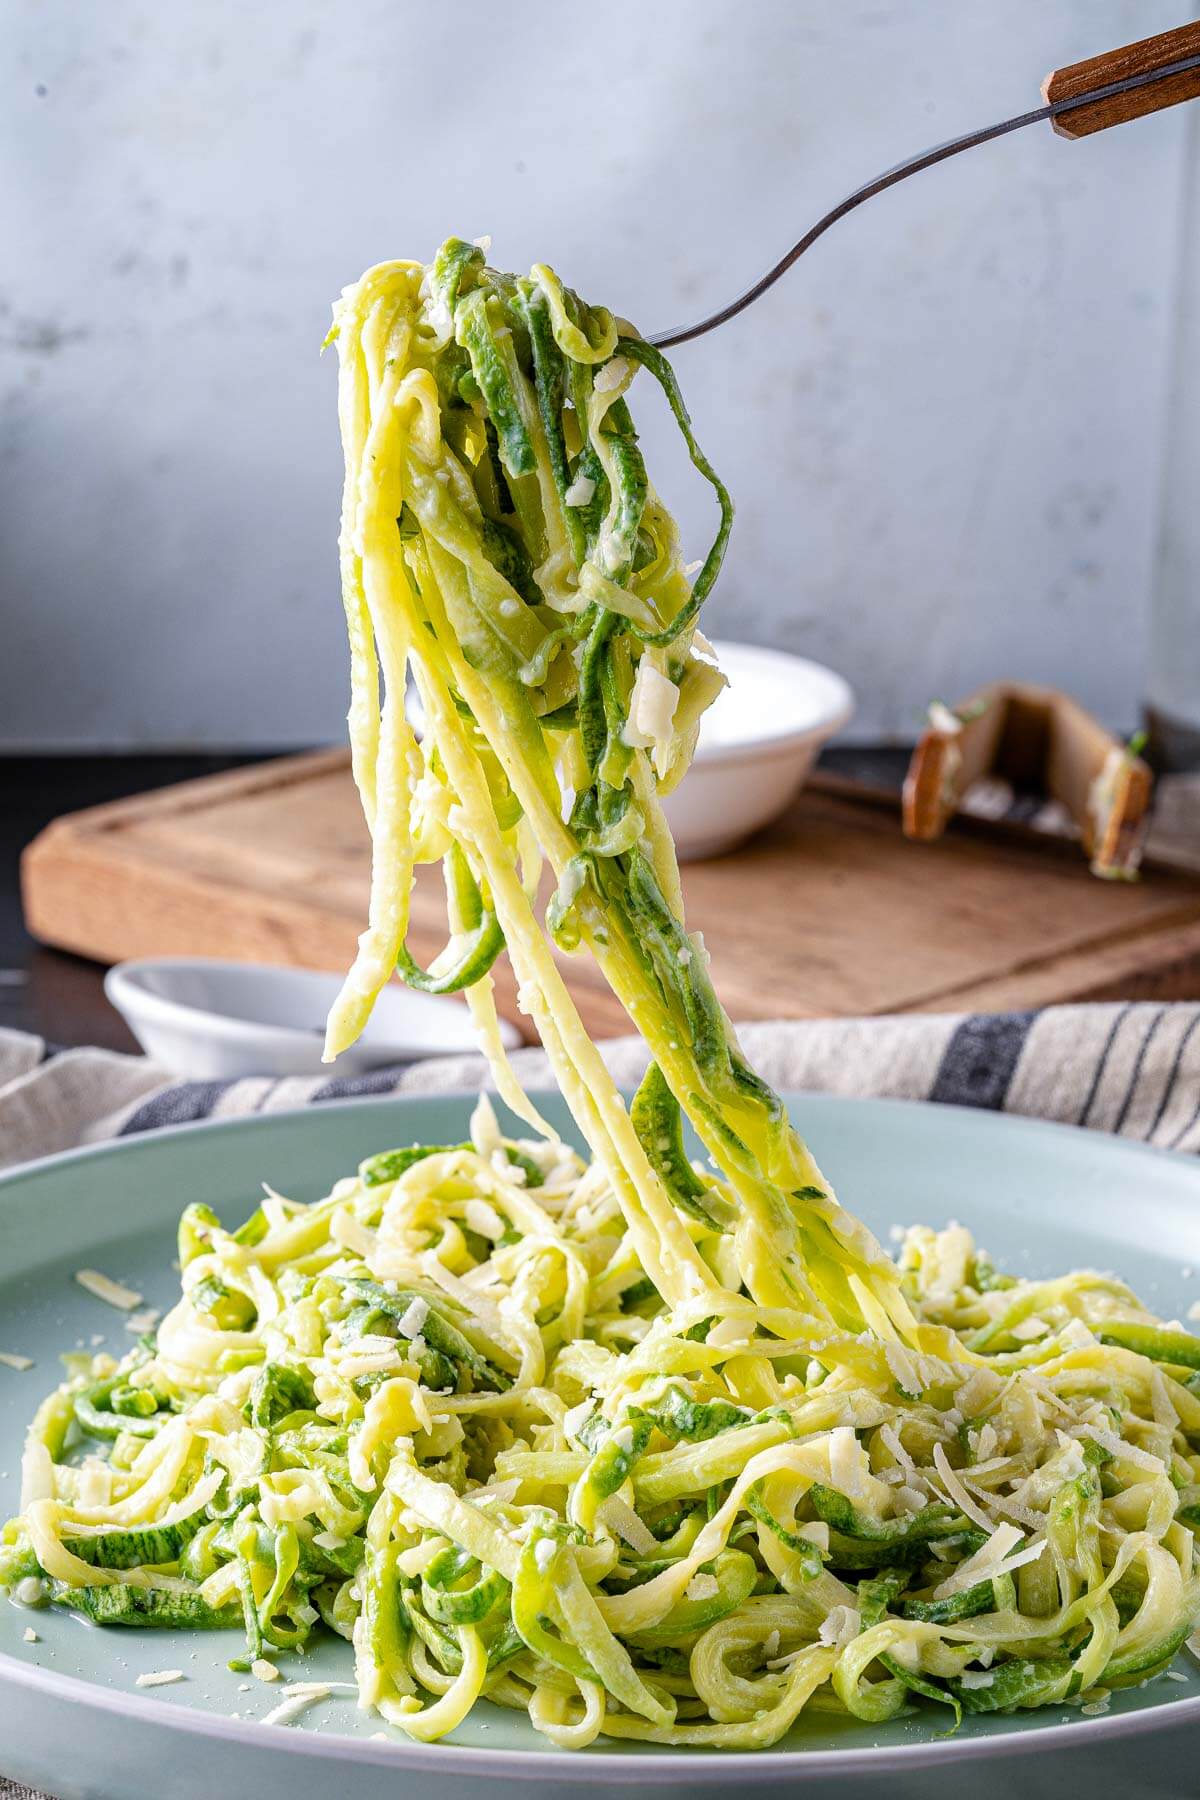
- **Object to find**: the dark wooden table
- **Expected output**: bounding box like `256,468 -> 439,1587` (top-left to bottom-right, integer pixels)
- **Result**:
1,756 -> 286,1051
0,751 -> 914,1052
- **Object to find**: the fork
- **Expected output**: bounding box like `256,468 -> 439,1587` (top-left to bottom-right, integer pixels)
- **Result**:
650,21 -> 1200,350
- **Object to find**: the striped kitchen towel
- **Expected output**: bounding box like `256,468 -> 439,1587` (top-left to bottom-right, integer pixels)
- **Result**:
0,1002 -> 1198,1174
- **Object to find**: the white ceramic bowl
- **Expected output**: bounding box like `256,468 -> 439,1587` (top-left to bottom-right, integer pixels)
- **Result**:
104,958 -> 519,1080
663,640 -> 855,860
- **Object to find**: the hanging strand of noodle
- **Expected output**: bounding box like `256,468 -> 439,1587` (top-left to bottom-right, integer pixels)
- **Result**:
324,243 -> 904,1336
3,243 -> 1198,1751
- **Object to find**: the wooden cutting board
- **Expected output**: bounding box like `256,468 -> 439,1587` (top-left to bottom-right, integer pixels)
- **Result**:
21,749 -> 1200,1040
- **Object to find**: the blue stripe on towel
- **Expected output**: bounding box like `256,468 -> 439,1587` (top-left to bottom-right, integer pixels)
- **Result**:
119,1080 -> 230,1135
928,1011 -> 1035,1111
310,1067 -> 410,1103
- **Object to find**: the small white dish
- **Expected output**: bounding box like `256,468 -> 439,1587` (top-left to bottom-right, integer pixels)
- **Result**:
104,957 -> 518,1080
663,640 -> 855,859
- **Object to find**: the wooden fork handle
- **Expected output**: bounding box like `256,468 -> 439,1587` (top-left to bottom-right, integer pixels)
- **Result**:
1043,21 -> 1200,139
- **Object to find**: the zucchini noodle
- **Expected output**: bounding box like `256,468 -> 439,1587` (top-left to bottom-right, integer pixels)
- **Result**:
3,241 -> 1198,1748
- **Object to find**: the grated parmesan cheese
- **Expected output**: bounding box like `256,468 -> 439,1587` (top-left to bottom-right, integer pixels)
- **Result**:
135,1669 -> 184,1688
261,1688 -> 331,1728
883,1341 -> 923,1397
894,1484 -> 927,1515
879,1422 -> 915,1476
533,1537 -> 557,1573
0,1352 -> 33,1372
827,1425 -> 868,1499
593,357 -> 629,393
932,1522 -> 1026,1599
622,660 -> 680,778
954,1368 -> 1002,1418
564,474 -> 596,508
74,1269 -> 143,1311
22,1627 -> 38,1643
601,1496 -> 658,1556
1077,1424 -> 1164,1473
1058,1317 -> 1095,1351
252,1659 -> 281,1682
931,1442 -> 997,1532
465,1198 -> 506,1240
395,1297 -> 429,1340
685,1572 -> 720,1603
974,1422 -> 1000,1462
818,1605 -> 861,1649
562,1399 -> 594,1441
396,1539 -> 444,1578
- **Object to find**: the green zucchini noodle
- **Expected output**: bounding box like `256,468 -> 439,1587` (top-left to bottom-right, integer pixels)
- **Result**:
3,240 -> 1199,1749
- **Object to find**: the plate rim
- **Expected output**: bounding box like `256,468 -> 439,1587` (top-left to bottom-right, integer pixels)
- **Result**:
2,1089 -> 1198,1779
2,1083 -> 1196,1198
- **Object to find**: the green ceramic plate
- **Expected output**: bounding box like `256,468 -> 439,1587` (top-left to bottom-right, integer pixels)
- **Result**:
1,1093 -> 1198,1800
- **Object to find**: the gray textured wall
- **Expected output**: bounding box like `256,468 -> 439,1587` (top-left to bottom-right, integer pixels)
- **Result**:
1,0 -> 1195,747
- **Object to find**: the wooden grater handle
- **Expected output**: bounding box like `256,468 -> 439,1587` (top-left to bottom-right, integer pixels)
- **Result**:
1043,22 -> 1200,139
